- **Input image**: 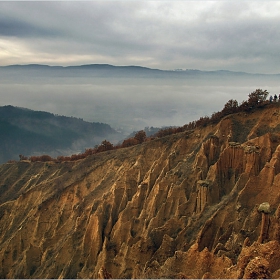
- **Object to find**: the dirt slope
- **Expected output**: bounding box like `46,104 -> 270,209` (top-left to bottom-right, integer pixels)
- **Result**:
1,105 -> 280,278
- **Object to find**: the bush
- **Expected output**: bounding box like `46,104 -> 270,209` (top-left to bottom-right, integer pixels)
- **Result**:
248,89 -> 269,107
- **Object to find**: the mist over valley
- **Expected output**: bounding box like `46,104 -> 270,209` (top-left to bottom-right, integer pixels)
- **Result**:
1,64 -> 280,136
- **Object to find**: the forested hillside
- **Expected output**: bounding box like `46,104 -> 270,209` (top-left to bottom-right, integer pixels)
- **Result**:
0,105 -> 122,163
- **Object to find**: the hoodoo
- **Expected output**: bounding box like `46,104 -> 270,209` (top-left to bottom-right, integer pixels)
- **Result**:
1,104 -> 280,278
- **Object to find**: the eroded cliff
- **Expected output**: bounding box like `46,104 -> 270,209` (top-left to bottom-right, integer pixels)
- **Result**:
1,106 -> 280,278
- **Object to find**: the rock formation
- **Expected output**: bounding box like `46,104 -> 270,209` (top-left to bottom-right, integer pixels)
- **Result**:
1,106 -> 280,278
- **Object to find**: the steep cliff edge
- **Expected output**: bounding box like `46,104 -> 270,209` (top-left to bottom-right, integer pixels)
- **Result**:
1,106 -> 280,278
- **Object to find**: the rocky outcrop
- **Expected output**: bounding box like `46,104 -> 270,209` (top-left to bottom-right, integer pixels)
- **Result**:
1,107 -> 280,278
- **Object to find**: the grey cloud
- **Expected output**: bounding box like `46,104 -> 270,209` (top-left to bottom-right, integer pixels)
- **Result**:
1,1 -> 280,73
0,2 -> 64,38
0,17 -> 62,38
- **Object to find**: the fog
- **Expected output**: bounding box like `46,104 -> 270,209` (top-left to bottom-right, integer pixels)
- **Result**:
1,67 -> 280,135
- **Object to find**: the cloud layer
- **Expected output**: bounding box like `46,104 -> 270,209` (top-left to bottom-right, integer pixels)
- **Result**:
1,2 -> 280,73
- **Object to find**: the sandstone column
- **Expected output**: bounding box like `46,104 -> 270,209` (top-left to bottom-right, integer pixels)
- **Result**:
257,202 -> 270,243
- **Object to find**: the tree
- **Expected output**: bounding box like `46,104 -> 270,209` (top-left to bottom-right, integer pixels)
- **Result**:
248,89 -> 269,107
134,130 -> 146,144
19,154 -> 28,161
29,155 -> 53,162
222,99 -> 238,115
97,140 -> 114,152
122,137 -> 138,147
155,127 -> 175,138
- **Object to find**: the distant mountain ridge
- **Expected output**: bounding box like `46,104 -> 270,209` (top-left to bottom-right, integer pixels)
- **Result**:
0,105 -> 122,163
1,63 -> 279,77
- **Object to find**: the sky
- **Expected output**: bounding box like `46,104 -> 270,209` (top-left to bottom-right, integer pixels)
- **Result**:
1,1 -> 280,74
1,1 -> 280,135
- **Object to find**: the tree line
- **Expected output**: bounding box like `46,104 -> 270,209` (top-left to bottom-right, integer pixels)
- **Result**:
16,89 -> 271,163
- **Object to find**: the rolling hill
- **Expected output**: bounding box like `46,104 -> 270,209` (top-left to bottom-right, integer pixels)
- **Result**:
0,105 -> 122,163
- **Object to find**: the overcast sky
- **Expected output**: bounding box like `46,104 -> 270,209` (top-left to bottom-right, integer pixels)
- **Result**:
1,1 -> 280,74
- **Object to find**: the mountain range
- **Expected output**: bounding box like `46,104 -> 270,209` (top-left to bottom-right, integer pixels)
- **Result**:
1,63 -> 280,78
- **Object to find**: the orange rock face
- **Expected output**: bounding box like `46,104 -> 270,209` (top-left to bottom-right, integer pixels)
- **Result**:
1,106 -> 280,278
